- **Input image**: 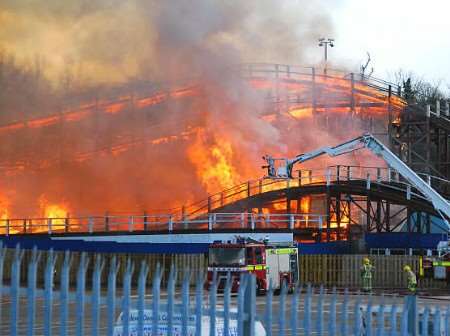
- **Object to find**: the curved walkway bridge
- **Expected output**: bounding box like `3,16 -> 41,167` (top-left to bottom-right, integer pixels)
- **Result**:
0,165 -> 448,253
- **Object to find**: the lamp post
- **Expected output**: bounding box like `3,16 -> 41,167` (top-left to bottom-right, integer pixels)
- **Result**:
318,38 -> 334,74
318,38 -> 334,62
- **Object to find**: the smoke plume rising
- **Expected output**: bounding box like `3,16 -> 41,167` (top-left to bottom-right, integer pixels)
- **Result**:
0,1 -> 388,219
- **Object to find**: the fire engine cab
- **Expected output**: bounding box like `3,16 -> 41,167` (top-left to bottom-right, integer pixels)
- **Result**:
207,238 -> 299,294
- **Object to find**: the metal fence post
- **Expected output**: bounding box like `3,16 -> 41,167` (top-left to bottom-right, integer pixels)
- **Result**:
265,281 -> 273,336
122,259 -> 134,336
92,255 -> 105,336
421,306 -> 429,336
107,256 -> 120,336
152,263 -> 162,336
290,284 -> 300,334
433,306 -> 441,336
390,304 -> 398,336
10,244 -> 24,336
405,295 -> 417,336
304,284 -> 312,335
237,275 -> 248,336
60,251 -> 72,336
195,271 -> 203,336
167,264 -> 176,336
278,281 -> 287,336
182,269 -> 191,336
76,252 -> 89,336
243,274 -> 256,336
366,296 -> 373,336
44,249 -> 57,336
401,307 -> 409,336
224,272 -> 231,336
354,295 -> 362,336
316,285 -> 324,336
48,218 -> 52,234
377,296 -> 385,336
328,287 -> 337,336
138,260 -> 149,336
27,247 -> 40,336
445,306 -> 450,336
209,270 -> 217,336
341,288 -> 349,336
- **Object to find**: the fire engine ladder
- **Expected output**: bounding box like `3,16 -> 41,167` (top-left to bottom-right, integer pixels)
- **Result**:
264,133 -> 450,233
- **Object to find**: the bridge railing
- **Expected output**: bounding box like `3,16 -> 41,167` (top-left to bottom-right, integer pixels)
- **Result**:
183,165 -> 426,218
0,213 -> 326,236
239,62 -> 403,97
1,164 -> 444,236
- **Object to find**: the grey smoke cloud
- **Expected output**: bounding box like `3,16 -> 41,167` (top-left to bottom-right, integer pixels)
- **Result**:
0,0 -> 338,216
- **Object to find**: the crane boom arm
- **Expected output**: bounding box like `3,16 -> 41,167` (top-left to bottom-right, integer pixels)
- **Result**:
264,133 -> 450,229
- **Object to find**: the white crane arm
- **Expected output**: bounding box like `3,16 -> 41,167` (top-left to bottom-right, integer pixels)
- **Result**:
263,133 -> 450,229
362,134 -> 450,227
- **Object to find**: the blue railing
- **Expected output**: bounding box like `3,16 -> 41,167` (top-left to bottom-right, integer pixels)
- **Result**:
0,244 -> 449,335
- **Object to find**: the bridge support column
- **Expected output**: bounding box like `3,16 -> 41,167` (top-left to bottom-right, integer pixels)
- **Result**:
335,192 -> 341,241
376,200 -> 382,233
325,190 -> 331,242
366,194 -> 371,232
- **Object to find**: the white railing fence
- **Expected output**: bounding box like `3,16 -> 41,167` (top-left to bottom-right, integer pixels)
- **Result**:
0,244 -> 449,335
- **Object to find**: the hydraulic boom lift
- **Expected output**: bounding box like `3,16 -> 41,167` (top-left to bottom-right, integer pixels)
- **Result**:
262,133 -> 450,231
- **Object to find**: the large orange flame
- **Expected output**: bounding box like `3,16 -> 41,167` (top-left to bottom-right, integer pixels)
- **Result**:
187,129 -> 241,194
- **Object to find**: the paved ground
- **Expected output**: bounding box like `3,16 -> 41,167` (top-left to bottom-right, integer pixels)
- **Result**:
0,289 -> 448,335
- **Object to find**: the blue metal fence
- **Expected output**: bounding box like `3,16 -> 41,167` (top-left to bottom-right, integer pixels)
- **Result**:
0,243 -> 449,335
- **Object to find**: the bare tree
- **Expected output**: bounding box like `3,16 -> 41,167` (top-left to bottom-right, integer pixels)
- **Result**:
390,69 -> 447,104
360,52 -> 373,79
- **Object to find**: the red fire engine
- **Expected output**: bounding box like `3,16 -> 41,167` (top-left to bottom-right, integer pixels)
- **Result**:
206,239 -> 299,294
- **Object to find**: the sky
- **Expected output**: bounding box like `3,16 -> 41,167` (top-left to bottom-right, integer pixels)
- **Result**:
328,0 -> 450,90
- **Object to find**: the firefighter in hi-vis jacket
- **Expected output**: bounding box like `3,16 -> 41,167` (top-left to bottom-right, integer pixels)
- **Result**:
360,257 -> 374,292
403,265 -> 417,293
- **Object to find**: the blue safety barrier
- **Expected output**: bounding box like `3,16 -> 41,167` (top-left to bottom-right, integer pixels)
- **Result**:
0,242 -> 449,335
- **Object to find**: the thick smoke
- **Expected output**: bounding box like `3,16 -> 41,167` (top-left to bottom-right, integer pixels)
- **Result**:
0,0 -> 344,217
0,0 -> 332,83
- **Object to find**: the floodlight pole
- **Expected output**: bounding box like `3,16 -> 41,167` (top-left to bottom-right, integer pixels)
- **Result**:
318,38 -> 335,74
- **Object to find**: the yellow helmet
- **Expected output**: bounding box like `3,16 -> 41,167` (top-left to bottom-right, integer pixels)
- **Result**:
363,257 -> 370,265
403,265 -> 411,272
